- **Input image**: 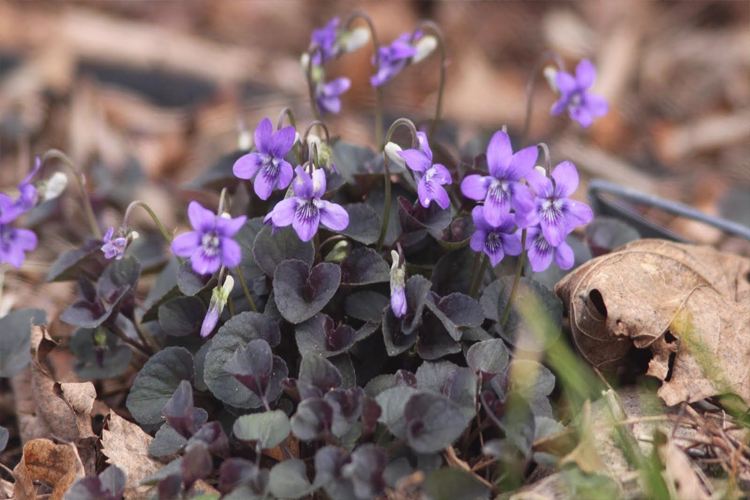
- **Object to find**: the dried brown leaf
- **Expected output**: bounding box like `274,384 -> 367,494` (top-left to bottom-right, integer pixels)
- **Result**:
12,439 -> 84,500
559,401 -> 605,474
101,411 -> 217,500
555,239 -> 750,406
657,432 -> 713,500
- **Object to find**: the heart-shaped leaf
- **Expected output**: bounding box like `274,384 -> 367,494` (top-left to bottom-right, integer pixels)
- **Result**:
253,226 -> 315,277
176,260 -> 215,296
337,203 -> 381,245
466,339 -> 510,380
126,347 -> 195,425
415,313 -> 462,360
340,247 -> 390,286
290,397 -> 333,441
297,354 -> 343,399
47,239 -> 107,282
425,292 -> 484,341
142,258 -> 180,323
159,296 -> 207,337
274,260 -> 341,324
268,459 -> 314,499
344,291 -> 389,323
233,410 -> 291,450
295,313 -> 358,358
404,392 -> 467,453
397,196 -> 452,233
203,312 -> 283,408
375,386 -> 418,439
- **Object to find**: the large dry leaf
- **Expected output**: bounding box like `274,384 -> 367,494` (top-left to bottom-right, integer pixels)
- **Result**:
555,239 -> 750,406
12,439 -> 84,500
102,411 -> 217,500
29,325 -> 96,443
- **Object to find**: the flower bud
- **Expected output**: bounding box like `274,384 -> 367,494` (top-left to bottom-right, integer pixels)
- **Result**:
384,142 -> 406,170
412,35 -> 437,64
238,129 -> 253,152
340,27 -> 370,53
534,166 -> 547,177
40,172 -> 68,202
300,53 -> 311,71
543,66 -> 558,93
201,275 -> 234,338
389,250 -> 407,318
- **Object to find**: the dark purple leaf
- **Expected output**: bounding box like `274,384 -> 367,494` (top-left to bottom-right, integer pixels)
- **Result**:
344,290 -> 389,323
397,196 -> 452,233
223,339 -> 274,401
584,216 -> 640,257
181,441 -> 212,490
176,260 -> 215,296
297,354 -> 343,399
189,421 -> 229,457
158,296 -> 207,337
253,226 -> 315,277
162,380 -> 197,439
341,444 -> 387,500
340,247 -> 390,286
274,260 -> 341,324
219,458 -> 268,496
47,238 -> 107,283
465,339 -> 510,381
360,395 -> 381,439
295,313 -> 357,358
416,312 -> 462,360
290,397 -> 333,441
324,387 -> 364,438
157,474 -> 182,500
339,203 -> 381,245
404,392 -> 467,454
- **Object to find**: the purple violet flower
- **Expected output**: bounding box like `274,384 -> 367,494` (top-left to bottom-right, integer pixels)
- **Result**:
371,32 -> 419,87
0,223 -> 37,269
170,202 -> 247,275
470,206 -> 522,267
460,130 -> 538,227
0,158 -> 41,224
525,161 -> 593,247
101,227 -> 129,260
525,225 -> 574,272
315,77 -> 351,115
390,250 -> 407,318
311,17 -> 340,65
551,60 -> 609,128
233,118 -> 296,200
266,167 -> 349,242
397,132 -> 452,209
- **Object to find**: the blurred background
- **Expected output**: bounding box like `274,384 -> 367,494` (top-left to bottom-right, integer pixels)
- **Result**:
0,1 -> 748,294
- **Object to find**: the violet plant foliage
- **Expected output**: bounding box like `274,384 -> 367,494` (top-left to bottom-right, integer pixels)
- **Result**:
3,13 -> 616,500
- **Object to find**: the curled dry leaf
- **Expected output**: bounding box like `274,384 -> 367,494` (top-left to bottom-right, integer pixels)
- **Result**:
29,325 -> 97,443
12,439 -> 84,500
555,239 -> 750,406
656,432 -> 713,500
101,411 -> 217,500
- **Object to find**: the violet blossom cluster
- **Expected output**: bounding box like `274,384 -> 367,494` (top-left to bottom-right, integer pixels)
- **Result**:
0,160 -> 44,268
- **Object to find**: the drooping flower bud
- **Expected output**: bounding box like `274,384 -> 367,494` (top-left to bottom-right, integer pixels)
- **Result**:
390,250 -> 407,318
412,35 -> 438,64
39,172 -> 68,202
384,142 -> 406,170
201,275 -> 235,338
340,27 -> 370,53
543,66 -> 558,94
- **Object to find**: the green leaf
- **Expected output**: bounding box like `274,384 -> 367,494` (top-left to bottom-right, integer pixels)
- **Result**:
126,347 -> 195,425
233,410 -> 291,450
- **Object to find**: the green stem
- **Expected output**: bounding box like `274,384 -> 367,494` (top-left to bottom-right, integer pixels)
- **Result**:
234,266 -> 258,313
467,251 -> 482,296
277,107 -> 297,130
302,120 -> 331,144
130,316 -> 160,354
122,201 -> 173,244
412,21 -> 447,142
40,149 -> 101,238
519,51 -> 565,147
305,44 -> 324,122
469,254 -> 489,299
499,229 -> 527,328
376,118 -> 419,253
343,10 -> 383,149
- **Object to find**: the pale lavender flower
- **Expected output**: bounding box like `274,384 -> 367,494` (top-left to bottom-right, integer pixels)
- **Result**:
0,223 -> 37,269
469,206 -> 522,267
311,17 -> 340,65
397,132 -> 452,209
0,158 -> 41,224
390,250 -> 407,318
315,77 -> 351,115
460,130 -> 537,227
371,32 -> 419,87
525,225 -> 574,272
551,60 -> 609,128
233,118 -> 296,200
525,161 -> 593,247
171,202 -> 247,275
101,227 -> 128,260
266,167 -> 349,242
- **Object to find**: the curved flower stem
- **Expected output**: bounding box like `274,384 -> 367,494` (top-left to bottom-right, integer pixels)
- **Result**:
277,107 -> 297,130
500,229 -> 527,328
108,321 -> 151,356
519,51 -> 566,147
469,254 -> 489,299
343,10 -> 383,149
376,118 -> 419,253
129,316 -> 160,354
319,234 -> 347,252
234,265 -> 258,313
412,21 -> 447,142
122,201 -> 173,244
467,251 -> 482,296
305,44 -> 324,122
217,187 -> 229,214
302,120 -> 331,145
40,149 -> 101,238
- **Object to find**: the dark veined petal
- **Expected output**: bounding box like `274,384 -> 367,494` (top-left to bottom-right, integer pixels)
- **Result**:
525,228 -> 554,273
483,182 -> 511,226
293,201 -> 321,242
